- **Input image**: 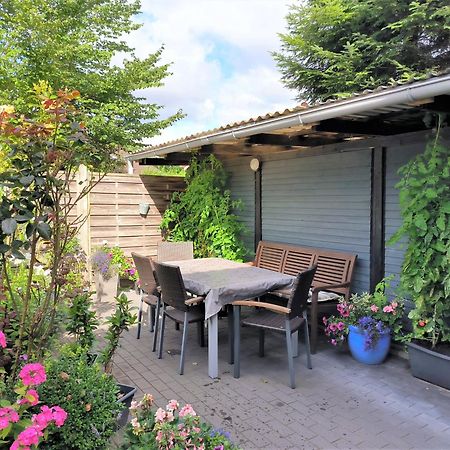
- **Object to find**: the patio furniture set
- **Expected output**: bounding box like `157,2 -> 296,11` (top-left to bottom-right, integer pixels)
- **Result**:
132,241 -> 357,389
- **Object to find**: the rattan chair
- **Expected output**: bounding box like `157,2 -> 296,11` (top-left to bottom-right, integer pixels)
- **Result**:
157,241 -> 194,262
232,265 -> 317,389
153,261 -> 205,375
131,253 -> 160,352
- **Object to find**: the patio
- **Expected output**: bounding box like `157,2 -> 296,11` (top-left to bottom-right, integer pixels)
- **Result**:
109,291 -> 450,450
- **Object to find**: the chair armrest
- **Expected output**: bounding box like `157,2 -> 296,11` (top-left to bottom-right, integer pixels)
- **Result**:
185,296 -> 204,306
232,300 -> 291,315
312,281 -> 350,293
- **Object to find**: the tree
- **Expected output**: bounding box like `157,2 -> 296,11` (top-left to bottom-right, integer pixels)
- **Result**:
0,0 -> 181,150
274,0 -> 450,102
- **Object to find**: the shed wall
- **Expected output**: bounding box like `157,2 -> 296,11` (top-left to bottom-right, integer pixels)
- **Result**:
261,150 -> 371,293
222,157 -> 255,255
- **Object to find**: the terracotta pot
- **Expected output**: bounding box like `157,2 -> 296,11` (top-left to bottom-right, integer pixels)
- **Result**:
94,272 -> 118,302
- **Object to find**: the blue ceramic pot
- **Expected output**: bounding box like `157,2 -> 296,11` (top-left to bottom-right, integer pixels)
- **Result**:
348,324 -> 391,365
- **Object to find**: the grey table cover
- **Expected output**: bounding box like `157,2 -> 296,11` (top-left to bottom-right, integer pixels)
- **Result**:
168,258 -> 295,319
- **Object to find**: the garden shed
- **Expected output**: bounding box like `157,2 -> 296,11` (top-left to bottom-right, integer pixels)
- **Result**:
128,73 -> 450,294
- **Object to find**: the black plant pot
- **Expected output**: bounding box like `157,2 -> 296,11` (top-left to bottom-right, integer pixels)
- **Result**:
408,342 -> 450,390
117,383 -> 137,428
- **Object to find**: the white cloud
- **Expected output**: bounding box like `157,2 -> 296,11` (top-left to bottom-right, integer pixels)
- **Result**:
123,0 -> 298,145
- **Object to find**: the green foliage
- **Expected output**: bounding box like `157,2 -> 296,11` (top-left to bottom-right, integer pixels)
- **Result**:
0,86 -> 118,375
389,135 -> 450,347
37,348 -> 121,450
141,165 -> 186,177
0,0 -> 182,150
99,293 -> 137,371
160,156 -> 248,261
66,292 -> 99,350
274,0 -> 450,101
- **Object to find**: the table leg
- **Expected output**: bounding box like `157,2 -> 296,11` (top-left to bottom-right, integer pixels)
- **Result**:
208,314 -> 219,378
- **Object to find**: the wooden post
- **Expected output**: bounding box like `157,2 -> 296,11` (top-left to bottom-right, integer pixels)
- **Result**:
76,165 -> 91,278
370,147 -> 386,292
254,166 -> 262,252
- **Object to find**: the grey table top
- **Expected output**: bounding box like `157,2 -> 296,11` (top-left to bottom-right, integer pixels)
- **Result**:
168,258 -> 295,319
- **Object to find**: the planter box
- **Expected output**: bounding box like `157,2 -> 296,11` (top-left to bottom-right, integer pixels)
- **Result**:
94,272 -> 118,302
119,277 -> 136,290
408,342 -> 450,390
117,383 -> 137,428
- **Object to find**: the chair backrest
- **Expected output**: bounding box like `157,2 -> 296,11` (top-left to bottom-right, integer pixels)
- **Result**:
131,252 -> 158,296
288,265 -> 318,319
157,241 -> 194,262
152,261 -> 189,312
255,241 -> 286,272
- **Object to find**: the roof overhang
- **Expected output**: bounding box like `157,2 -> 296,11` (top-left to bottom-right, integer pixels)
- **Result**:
128,73 -> 450,163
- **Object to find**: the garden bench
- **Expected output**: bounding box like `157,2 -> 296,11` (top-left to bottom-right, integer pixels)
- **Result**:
252,240 -> 357,353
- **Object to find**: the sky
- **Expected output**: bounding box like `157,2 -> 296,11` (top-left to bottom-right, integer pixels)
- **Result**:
124,0 -> 298,145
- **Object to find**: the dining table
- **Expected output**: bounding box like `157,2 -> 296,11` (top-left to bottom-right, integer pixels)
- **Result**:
166,257 -> 295,378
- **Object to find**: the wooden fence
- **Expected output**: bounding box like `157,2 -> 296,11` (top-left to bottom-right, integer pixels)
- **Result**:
76,173 -> 185,258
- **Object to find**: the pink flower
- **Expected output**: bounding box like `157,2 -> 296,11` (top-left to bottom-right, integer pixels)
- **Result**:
391,302 -> 398,308
331,339 -> 337,346
19,363 -> 46,386
14,426 -> 43,446
329,323 -> 337,332
166,399 -> 179,411
52,406 -> 68,427
0,331 -> 6,348
32,405 -> 53,430
18,389 -> 39,406
0,407 -> 20,430
155,407 -> 166,422
322,316 -> 327,325
337,322 -> 345,331
383,305 -> 394,313
155,430 -> 163,442
179,404 -> 196,418
370,305 -> 379,312
166,411 -> 174,422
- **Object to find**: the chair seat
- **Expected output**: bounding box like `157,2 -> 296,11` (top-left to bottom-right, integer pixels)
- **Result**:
165,306 -> 204,324
143,294 -> 159,306
242,310 -> 305,333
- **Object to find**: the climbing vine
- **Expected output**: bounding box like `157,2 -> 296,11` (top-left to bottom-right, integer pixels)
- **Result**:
390,127 -> 450,348
160,155 -> 248,261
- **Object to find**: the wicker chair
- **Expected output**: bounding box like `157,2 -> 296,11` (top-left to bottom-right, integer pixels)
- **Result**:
157,241 -> 194,262
153,261 -> 205,375
131,253 -> 160,352
232,265 -> 317,389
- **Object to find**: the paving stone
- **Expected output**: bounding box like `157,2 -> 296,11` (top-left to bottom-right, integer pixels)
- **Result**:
106,290 -> 450,449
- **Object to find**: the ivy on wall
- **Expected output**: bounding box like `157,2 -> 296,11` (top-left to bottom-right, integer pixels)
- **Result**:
160,155 -> 249,261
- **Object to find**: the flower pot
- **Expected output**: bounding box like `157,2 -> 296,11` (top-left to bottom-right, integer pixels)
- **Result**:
119,277 -> 135,290
348,325 -> 391,365
117,383 -> 137,428
407,341 -> 450,390
94,272 -> 118,302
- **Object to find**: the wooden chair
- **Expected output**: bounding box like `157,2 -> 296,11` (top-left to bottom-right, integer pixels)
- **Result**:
232,265 -> 317,389
153,261 -> 205,375
157,241 -> 194,262
131,253 -> 160,352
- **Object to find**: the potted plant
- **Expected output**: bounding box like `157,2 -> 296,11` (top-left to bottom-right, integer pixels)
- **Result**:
91,247 -> 119,301
324,279 -> 404,364
389,136 -> 450,389
121,393 -> 240,449
99,292 -> 138,426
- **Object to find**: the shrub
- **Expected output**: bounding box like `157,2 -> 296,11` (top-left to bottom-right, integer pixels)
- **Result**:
37,348 -> 121,449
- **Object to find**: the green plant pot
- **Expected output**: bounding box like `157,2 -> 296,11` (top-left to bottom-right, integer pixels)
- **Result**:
408,341 -> 450,390
117,383 -> 137,428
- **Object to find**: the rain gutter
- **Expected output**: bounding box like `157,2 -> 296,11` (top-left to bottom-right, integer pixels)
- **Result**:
128,74 -> 450,161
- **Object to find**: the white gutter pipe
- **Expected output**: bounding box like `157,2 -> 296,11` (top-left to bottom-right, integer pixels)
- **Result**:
128,74 -> 450,161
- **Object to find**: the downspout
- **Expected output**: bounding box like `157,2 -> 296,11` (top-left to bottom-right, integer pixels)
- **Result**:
128,74 -> 450,161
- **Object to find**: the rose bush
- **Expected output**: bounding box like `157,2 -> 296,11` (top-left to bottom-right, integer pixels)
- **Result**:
122,393 -> 239,450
